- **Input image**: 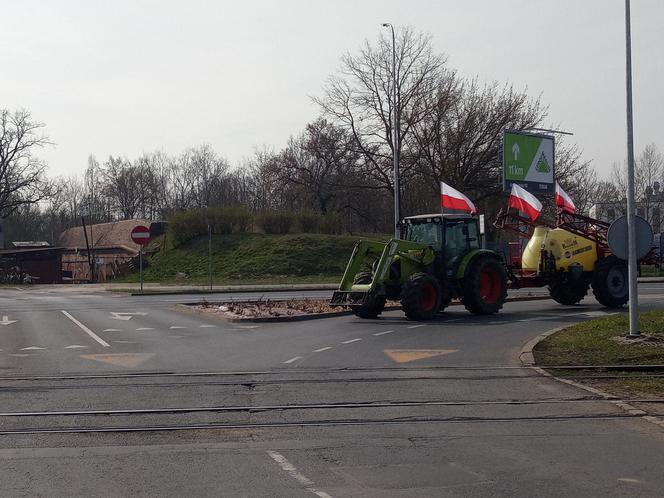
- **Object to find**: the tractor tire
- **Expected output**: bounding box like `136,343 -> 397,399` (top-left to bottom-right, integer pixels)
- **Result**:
548,278 -> 589,305
461,256 -> 508,315
592,256 -> 628,308
401,273 -> 442,321
352,271 -> 386,319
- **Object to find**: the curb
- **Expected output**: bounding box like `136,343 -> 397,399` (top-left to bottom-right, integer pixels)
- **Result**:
518,325 -> 664,428
129,284 -> 339,297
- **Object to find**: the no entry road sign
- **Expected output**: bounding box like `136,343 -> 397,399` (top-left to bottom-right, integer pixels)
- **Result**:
131,225 -> 151,245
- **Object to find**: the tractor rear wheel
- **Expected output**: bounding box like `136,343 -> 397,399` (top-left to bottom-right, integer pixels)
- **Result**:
592,256 -> 628,308
352,271 -> 386,319
462,256 -> 508,315
548,277 -> 589,305
401,273 -> 442,321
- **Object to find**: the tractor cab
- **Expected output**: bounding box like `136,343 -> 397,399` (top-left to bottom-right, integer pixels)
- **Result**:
402,214 -> 481,275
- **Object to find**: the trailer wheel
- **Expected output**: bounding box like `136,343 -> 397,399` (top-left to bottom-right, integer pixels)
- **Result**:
352,272 -> 386,319
401,273 -> 442,321
462,256 -> 508,315
548,277 -> 589,305
592,256 -> 628,308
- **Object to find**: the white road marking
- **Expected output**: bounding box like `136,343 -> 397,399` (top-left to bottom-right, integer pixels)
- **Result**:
21,346 -> 46,351
169,326 -> 187,329
113,340 -> 137,344
102,329 -> 123,332
342,338 -> 362,344
199,324 -> 216,328
373,330 -> 393,336
283,356 -> 302,364
136,327 -> 154,331
61,310 -> 111,348
10,354 -> 34,357
516,317 -> 543,322
64,345 -> 88,349
266,451 -> 333,498
236,325 -> 260,329
407,324 -> 426,329
110,311 -> 148,321
444,318 -> 463,323
312,346 -> 332,353
0,315 -> 17,326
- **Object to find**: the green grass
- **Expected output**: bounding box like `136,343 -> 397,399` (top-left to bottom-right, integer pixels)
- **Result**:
641,265 -> 664,277
534,310 -> 664,396
115,233 -> 384,285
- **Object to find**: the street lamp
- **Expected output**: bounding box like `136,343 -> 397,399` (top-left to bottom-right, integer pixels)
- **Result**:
624,0 -> 639,336
382,22 -> 400,239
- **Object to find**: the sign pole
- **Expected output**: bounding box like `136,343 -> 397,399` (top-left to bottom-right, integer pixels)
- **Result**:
139,246 -> 143,294
624,0 -> 639,336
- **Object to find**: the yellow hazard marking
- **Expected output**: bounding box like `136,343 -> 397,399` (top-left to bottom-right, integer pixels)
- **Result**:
383,349 -> 458,363
80,353 -> 155,368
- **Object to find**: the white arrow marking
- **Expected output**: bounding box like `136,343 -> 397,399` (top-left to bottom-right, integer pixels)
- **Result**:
21,346 -> 46,351
110,312 -> 148,321
0,316 -> 17,326
512,142 -> 520,160
64,344 -> 88,349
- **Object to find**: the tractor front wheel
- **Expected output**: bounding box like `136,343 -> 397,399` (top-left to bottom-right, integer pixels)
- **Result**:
352,271 -> 386,319
462,256 -> 508,315
592,256 -> 628,308
548,277 -> 589,305
401,273 -> 442,321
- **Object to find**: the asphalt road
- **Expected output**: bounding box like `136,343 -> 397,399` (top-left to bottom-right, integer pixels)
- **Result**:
0,283 -> 663,497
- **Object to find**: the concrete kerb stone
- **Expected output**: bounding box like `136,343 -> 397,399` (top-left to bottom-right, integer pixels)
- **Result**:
177,295 -> 552,324
519,325 -> 664,428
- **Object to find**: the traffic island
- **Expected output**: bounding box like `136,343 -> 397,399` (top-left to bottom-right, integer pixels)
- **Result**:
531,310 -> 664,401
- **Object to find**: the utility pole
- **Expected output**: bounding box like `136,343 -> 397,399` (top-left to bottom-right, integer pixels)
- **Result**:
382,22 -> 400,239
624,0 -> 639,336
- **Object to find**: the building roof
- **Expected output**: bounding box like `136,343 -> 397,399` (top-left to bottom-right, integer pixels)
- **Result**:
59,219 -> 152,252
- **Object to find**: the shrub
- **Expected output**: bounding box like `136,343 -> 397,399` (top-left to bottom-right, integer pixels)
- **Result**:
168,207 -> 255,246
297,210 -> 320,233
319,211 -> 343,234
256,210 -> 295,234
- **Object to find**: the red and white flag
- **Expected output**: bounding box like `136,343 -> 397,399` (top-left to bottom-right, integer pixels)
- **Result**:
508,183 -> 542,221
555,182 -> 576,213
441,182 -> 477,214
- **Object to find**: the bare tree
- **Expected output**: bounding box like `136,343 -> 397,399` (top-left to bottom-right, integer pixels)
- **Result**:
0,109 -> 51,217
315,27 -> 446,196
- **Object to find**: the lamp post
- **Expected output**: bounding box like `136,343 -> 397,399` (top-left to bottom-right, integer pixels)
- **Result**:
624,0 -> 639,336
382,22 -> 400,239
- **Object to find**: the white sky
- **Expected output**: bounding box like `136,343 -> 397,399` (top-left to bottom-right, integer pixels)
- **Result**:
2,0 -> 662,179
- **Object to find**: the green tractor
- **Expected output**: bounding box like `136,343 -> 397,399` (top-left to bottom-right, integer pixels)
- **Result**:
330,213 -> 508,320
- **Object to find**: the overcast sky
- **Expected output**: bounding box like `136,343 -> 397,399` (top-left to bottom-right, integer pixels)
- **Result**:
2,0 -> 662,179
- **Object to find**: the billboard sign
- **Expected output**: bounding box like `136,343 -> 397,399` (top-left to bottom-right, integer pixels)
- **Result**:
503,131 -> 555,193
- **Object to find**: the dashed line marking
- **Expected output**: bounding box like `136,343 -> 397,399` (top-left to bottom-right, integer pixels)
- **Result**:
169,326 -> 187,329
284,356 -> 302,364
516,317 -> 543,322
102,329 -> 123,332
112,340 -> 137,344
21,346 -> 46,351
373,330 -> 393,336
443,318 -> 463,323
61,310 -> 111,348
136,327 -> 155,331
10,354 -> 34,357
267,450 -> 333,498
342,338 -> 362,344
312,346 -> 332,353
407,324 -> 426,329
199,324 -> 216,328
64,345 -> 88,349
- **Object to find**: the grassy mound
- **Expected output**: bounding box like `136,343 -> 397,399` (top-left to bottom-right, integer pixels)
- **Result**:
119,233 -> 376,284
534,310 -> 664,396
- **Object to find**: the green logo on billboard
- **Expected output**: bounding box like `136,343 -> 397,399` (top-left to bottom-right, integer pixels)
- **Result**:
535,152 -> 551,173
